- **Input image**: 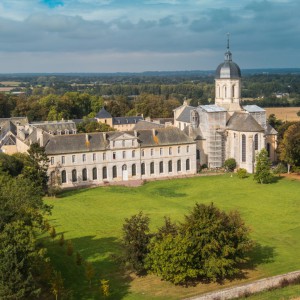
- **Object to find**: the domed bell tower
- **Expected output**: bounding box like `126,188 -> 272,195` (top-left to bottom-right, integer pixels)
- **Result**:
215,34 -> 242,112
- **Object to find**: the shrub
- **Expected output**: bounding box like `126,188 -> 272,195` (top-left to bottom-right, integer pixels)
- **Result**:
237,168 -> 247,179
224,158 -> 237,172
66,240 -> 74,256
273,163 -> 287,175
292,166 -> 300,175
201,164 -> 208,169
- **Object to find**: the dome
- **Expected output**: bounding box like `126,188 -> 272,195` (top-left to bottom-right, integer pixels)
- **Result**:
215,60 -> 241,79
215,37 -> 241,79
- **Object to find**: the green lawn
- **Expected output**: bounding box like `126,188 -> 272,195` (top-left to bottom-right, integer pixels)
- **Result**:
44,174 -> 300,300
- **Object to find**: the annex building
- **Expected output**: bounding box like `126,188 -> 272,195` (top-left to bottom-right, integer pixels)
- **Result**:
174,40 -> 277,173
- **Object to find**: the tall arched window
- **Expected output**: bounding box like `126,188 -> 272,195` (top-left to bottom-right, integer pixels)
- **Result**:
177,160 -> 181,172
82,168 -> 87,181
224,86 -> 227,98
112,166 -> 117,178
254,134 -> 258,151
141,163 -> 145,175
92,167 -> 97,180
159,161 -> 163,173
132,164 -> 136,176
150,162 -> 154,174
242,134 -> 246,162
61,170 -> 66,183
102,167 -> 107,179
72,169 -> 77,182
267,143 -> 271,157
168,160 -> 172,172
232,85 -> 235,98
186,159 -> 190,171
196,149 -> 200,160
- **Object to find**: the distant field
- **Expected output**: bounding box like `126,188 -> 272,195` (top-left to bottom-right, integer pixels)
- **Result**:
44,175 -> 300,300
265,107 -> 300,122
0,81 -> 21,86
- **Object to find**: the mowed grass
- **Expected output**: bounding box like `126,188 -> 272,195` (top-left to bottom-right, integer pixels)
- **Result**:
44,174 -> 300,300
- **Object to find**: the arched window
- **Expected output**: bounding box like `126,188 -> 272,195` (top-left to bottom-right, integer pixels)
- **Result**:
141,149 -> 145,157
168,160 -> 172,173
82,168 -> 87,181
141,163 -> 145,175
232,85 -> 235,98
254,134 -> 258,151
112,166 -> 117,178
177,160 -> 181,172
224,86 -> 227,98
267,143 -> 271,157
92,167 -> 97,180
242,134 -> 246,162
50,171 -> 55,185
72,169 -> 77,182
150,162 -> 154,174
61,170 -> 67,183
196,149 -> 200,160
132,164 -> 136,176
159,161 -> 163,173
186,159 -> 190,171
102,167 -> 107,179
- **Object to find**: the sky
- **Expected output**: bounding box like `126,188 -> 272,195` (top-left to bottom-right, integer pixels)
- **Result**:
0,0 -> 299,73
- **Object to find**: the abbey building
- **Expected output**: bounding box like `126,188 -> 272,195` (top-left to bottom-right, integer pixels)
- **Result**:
174,41 -> 277,173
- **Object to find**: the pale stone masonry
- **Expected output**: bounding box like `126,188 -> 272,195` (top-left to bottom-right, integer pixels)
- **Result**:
46,128 -> 197,187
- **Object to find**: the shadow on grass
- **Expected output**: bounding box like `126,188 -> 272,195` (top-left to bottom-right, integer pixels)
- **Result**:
45,235 -> 131,300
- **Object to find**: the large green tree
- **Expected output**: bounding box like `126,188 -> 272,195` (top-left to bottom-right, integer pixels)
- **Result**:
145,203 -> 253,285
0,221 -> 43,299
279,122 -> 300,173
122,211 -> 150,274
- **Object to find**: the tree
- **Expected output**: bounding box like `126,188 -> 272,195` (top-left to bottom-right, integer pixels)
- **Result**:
267,113 -> 283,130
122,211 -> 150,274
22,143 -> 49,194
224,158 -> 237,172
254,149 -> 274,183
100,279 -> 110,298
279,122 -> 300,173
59,233 -> 65,247
0,221 -> 42,299
146,203 -> 253,285
76,252 -> 83,266
50,226 -> 57,242
51,271 -> 64,300
66,240 -> 74,256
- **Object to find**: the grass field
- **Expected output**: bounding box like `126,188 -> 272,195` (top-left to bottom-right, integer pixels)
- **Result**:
265,107 -> 300,122
44,174 -> 300,300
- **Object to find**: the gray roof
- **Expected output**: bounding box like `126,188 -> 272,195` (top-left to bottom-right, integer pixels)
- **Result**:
133,120 -> 164,130
30,121 -> 76,133
95,107 -> 112,119
266,124 -> 278,135
176,106 -> 194,122
45,127 -> 194,155
113,116 -> 143,125
243,105 -> 265,113
215,61 -> 241,79
227,112 -> 265,132
199,104 -> 227,113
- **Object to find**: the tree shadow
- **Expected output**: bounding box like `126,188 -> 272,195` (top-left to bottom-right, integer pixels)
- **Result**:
45,235 -> 131,300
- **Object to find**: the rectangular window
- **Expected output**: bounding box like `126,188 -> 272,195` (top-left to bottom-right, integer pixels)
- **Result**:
82,154 -> 86,162
50,157 -> 54,165
187,146 -> 189,153
132,150 -> 135,158
122,151 -> 126,159
93,153 -> 96,161
151,149 -> 154,156
72,155 -> 76,163
178,146 -> 180,154
103,153 -> 106,160
61,156 -> 65,164
113,152 -> 116,160
160,148 -> 163,156
169,147 -> 172,155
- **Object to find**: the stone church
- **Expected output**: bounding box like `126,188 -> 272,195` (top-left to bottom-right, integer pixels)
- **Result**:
174,40 -> 277,173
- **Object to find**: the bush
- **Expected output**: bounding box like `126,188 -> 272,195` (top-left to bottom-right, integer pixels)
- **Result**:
292,166 -> 300,175
201,164 -> 208,169
237,168 -> 247,179
224,158 -> 237,172
273,163 -> 287,175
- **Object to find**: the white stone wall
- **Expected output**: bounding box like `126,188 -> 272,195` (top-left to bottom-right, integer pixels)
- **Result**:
48,143 -> 197,188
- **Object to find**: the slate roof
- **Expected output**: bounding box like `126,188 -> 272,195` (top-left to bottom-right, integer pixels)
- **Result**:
113,116 -> 143,125
243,105 -> 265,113
226,112 -> 265,132
45,127 -> 194,155
199,105 -> 227,113
95,107 -> 112,119
266,124 -> 278,135
30,121 -> 76,133
176,106 -> 194,122
133,120 -> 164,130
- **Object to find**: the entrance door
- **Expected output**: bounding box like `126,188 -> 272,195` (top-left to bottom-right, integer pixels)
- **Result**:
122,164 -> 128,181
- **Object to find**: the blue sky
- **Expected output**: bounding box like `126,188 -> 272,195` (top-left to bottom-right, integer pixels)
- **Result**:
0,0 -> 299,73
